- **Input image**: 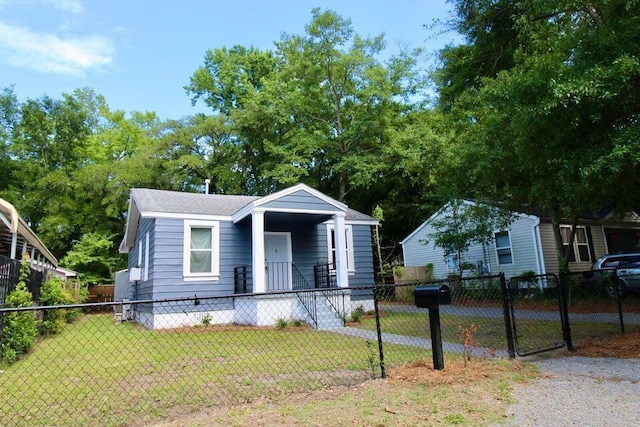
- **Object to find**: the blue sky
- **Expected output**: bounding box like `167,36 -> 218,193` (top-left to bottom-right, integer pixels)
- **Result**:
0,0 -> 460,120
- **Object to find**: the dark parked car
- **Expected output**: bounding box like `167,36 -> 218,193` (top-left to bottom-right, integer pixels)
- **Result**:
592,253 -> 640,298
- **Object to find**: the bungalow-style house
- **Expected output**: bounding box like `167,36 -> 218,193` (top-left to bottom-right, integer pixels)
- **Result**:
118,184 -> 378,329
1,197 -> 59,304
401,200 -> 640,280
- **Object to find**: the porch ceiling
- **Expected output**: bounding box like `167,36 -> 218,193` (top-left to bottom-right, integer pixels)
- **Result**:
265,211 -> 332,226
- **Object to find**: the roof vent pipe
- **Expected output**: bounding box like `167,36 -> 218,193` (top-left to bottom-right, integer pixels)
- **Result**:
204,179 -> 210,194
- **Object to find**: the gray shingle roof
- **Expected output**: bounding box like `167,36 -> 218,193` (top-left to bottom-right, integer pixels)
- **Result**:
130,188 -> 376,221
131,189 -> 258,216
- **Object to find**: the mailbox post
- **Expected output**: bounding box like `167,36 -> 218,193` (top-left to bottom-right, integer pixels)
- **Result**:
414,285 -> 451,370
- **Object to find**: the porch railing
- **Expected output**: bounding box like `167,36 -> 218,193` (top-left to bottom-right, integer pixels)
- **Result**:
234,266 -> 252,294
295,290 -> 318,329
1,255 -> 46,305
319,287 -> 347,322
314,262 -> 336,289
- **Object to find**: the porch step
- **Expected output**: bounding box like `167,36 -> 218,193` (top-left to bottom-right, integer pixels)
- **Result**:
314,298 -> 345,330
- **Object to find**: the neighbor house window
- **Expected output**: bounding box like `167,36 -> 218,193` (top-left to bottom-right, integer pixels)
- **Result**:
183,220 -> 220,279
327,224 -> 355,272
494,231 -> 514,265
560,225 -> 591,262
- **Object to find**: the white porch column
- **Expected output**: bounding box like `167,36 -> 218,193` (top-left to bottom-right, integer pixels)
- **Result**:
333,213 -> 349,288
252,210 -> 266,293
10,232 -> 17,259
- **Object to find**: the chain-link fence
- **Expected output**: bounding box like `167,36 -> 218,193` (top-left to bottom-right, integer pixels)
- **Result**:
1,274 -> 637,426
561,269 -> 640,347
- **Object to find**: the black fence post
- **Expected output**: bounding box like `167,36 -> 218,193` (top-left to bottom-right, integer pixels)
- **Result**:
558,272 -> 574,351
613,270 -> 625,334
429,306 -> 445,370
499,272 -> 516,359
373,285 -> 386,379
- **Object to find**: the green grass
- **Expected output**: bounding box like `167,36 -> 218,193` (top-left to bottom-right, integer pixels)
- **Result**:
0,314 -> 426,426
354,308 -> 623,356
356,311 -> 511,350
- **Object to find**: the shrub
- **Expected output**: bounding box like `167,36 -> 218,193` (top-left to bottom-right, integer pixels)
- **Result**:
350,305 -> 365,322
1,257 -> 37,364
39,278 -> 83,336
275,318 -> 288,330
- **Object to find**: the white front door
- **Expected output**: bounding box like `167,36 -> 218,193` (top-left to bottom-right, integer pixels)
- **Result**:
264,232 -> 292,291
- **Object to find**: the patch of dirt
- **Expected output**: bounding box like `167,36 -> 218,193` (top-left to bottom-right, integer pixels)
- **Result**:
569,332 -> 640,359
386,358 -> 528,385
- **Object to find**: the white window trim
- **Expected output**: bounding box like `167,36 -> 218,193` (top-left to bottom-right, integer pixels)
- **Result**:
326,224 -> 355,273
494,230 -> 514,266
143,232 -> 150,281
183,220 -> 220,280
560,225 -> 591,263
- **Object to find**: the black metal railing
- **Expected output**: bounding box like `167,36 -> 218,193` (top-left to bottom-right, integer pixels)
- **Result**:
314,262 -> 336,289
0,255 -> 46,305
292,263 -> 312,290
234,265 -> 251,294
295,290 -> 318,328
319,287 -> 347,321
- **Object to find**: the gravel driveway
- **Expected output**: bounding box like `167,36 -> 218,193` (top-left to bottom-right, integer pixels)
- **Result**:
502,356 -> 640,426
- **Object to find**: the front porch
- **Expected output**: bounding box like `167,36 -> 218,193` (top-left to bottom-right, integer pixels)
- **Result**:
231,185 -> 353,294
234,262 -> 337,294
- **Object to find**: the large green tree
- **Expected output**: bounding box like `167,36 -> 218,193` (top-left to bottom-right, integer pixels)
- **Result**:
186,8 -> 427,203
435,0 -> 640,269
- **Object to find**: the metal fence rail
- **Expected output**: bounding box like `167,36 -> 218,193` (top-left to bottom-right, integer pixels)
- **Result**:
0,277 -> 638,426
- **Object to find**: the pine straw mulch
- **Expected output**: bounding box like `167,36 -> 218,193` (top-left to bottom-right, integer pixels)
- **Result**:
569,332 -> 640,359
386,357 -> 531,386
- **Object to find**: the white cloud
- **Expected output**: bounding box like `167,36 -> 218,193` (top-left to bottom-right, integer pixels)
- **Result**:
42,0 -> 84,14
0,21 -> 113,76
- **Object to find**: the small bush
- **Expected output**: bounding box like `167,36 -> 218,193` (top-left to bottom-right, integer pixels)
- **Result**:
1,257 -> 37,364
201,313 -> 212,326
39,278 -> 84,336
275,318 -> 288,330
350,305 -> 365,322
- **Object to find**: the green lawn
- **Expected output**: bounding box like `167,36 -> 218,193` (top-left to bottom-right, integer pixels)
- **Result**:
0,314 -> 427,427
354,308 -> 623,356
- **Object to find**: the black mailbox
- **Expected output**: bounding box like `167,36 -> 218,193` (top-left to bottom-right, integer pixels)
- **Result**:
414,285 -> 451,308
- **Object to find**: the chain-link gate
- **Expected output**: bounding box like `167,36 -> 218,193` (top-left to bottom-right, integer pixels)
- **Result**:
506,274 -> 567,356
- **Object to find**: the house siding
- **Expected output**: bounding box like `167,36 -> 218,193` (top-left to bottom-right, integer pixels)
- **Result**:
315,222 -> 375,288
150,218 -> 249,300
538,222 -> 608,275
128,217 -> 155,301
402,219 -> 449,279
260,190 -> 339,212
486,216 -> 540,277
402,207 -> 541,279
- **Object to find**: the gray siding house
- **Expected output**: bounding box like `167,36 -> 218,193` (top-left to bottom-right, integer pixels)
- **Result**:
401,200 -> 640,279
119,184 -> 378,329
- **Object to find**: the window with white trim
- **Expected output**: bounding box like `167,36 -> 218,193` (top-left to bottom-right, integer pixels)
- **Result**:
494,230 -> 514,265
183,220 -> 220,279
327,224 -> 355,272
560,225 -> 591,262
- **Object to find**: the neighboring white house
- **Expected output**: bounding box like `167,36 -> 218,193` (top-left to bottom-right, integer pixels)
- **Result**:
0,197 -> 58,271
401,200 -> 640,279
